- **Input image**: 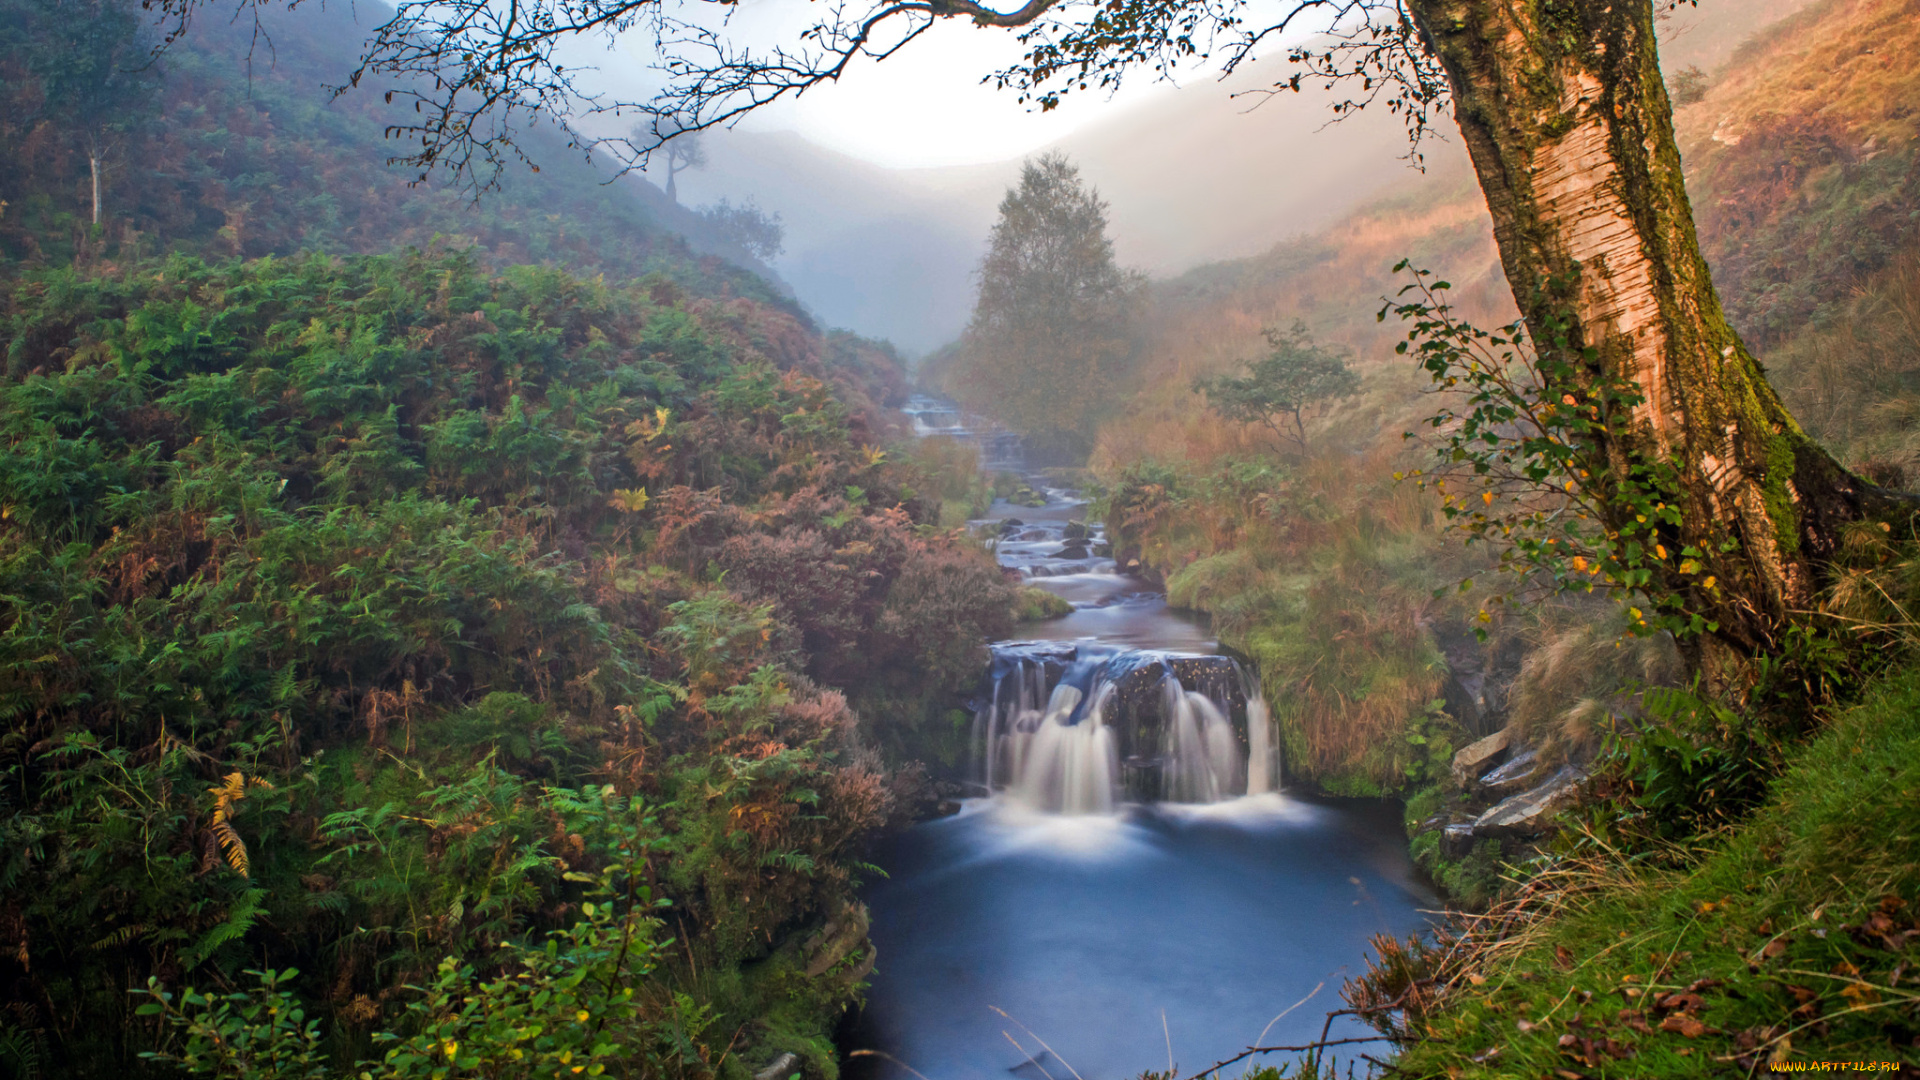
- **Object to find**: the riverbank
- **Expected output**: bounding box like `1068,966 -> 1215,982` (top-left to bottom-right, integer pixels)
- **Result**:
1357,662 -> 1920,1075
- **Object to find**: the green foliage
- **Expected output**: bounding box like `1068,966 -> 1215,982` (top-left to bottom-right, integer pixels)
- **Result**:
1666,64 -> 1708,107
1190,320 -> 1361,450
0,249 -> 933,1072
1385,265 -> 1723,641
1377,659 -> 1920,1075
136,847 -> 720,1079
1096,452 -> 1466,791
1012,585 -> 1073,622
1597,684 -> 1782,842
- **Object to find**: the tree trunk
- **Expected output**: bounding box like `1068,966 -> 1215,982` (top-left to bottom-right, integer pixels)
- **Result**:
89,146 -> 101,227
1404,0 -> 1883,657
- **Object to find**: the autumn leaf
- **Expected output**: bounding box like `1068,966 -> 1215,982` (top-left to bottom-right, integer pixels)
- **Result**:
1659,1013 -> 1709,1037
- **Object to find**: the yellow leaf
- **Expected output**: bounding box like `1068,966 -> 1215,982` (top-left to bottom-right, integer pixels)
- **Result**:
1654,544 -> 1667,559
608,488 -> 650,513
1703,576 -> 1717,590
1482,491 -> 1494,505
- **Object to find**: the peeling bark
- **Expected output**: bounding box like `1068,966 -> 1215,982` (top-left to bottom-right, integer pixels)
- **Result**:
1405,0 -> 1888,657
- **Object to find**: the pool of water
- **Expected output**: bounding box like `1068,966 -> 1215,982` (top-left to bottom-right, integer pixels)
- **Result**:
842,796 -> 1435,1079
842,482 -> 1434,1078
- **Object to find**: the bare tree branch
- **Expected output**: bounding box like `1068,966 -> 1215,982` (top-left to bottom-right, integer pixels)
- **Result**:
136,0 -> 1450,195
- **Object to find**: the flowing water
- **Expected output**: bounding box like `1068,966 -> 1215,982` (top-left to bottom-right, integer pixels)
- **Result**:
844,482 -> 1435,1079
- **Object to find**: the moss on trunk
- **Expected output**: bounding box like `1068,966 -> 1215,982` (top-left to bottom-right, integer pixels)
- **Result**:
1406,0 -> 1891,658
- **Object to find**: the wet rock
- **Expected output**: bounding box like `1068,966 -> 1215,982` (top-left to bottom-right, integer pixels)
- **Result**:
802,902 -> 876,981
1452,727 -> 1513,790
1054,543 -> 1091,560
935,799 -> 963,817
1001,518 -> 1025,531
754,1053 -> 801,1080
1472,765 -> 1587,839
1442,822 -> 1478,857
1478,747 -> 1542,798
1063,522 -> 1091,541
1431,621 -> 1529,736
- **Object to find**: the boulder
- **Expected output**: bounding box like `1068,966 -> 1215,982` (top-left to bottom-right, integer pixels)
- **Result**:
1472,765 -> 1587,839
1478,747 -> 1542,798
1451,727 -> 1513,790
1054,543 -> 1091,560
1063,521 -> 1091,541
754,1053 -> 801,1080
1442,822 -> 1478,858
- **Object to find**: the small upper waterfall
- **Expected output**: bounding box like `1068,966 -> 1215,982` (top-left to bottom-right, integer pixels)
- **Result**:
975,642 -> 1280,814
961,472 -> 1281,814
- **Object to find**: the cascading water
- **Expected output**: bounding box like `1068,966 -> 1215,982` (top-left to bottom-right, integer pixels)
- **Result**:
846,475 -> 1434,1080
975,641 -> 1279,813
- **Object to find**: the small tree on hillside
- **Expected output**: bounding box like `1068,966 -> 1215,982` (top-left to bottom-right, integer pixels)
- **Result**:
661,132 -> 705,204
1192,321 -> 1360,450
696,197 -> 784,261
23,0 -> 157,226
948,152 -> 1143,461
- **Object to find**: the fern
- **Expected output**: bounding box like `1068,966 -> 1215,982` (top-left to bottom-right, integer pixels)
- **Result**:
180,887 -> 265,971
206,770 -> 272,878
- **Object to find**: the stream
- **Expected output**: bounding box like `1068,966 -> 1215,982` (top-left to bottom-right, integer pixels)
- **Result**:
842,481 -> 1437,1080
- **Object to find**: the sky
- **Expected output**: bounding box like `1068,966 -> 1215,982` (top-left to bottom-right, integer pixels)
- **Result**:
608,0 -> 1314,169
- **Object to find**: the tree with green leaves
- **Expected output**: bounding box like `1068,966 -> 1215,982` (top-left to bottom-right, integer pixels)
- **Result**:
1193,320 -> 1359,451
945,152 -> 1142,461
20,0 -> 157,226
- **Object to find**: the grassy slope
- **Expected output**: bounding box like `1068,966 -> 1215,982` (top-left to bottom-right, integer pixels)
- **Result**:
1383,665 -> 1920,1075
1679,0 -> 1920,350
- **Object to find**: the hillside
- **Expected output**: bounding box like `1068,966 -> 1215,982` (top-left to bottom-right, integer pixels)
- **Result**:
0,245 -> 1006,1076
0,2 -> 1012,1075
1679,0 -> 1920,350
0,0 -> 790,304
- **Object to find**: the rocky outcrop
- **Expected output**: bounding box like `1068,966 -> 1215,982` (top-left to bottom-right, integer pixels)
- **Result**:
801,902 -> 876,983
1477,747 -> 1543,799
1472,765 -> 1588,839
1451,727 -> 1513,790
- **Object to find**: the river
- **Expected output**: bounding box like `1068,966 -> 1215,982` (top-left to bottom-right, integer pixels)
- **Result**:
842,481 -> 1436,1080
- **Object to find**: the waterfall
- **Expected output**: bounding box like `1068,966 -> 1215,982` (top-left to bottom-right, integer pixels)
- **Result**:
976,644 -> 1280,813
1246,695 -> 1276,795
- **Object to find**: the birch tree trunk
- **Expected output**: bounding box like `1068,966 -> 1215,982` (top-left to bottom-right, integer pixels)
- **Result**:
88,143 -> 101,227
1403,0 -> 1887,658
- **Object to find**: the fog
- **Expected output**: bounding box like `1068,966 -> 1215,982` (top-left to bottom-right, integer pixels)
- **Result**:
658,0 -> 1816,355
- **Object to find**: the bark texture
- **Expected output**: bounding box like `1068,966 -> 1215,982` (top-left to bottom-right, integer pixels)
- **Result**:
1405,0 -> 1878,655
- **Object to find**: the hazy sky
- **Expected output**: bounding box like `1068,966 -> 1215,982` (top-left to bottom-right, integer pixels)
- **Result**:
613,0 -> 1322,169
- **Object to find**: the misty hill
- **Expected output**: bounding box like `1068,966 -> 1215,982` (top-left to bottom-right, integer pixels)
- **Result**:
0,0 -> 791,303
679,71 -> 1423,354
670,0 -> 1817,355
